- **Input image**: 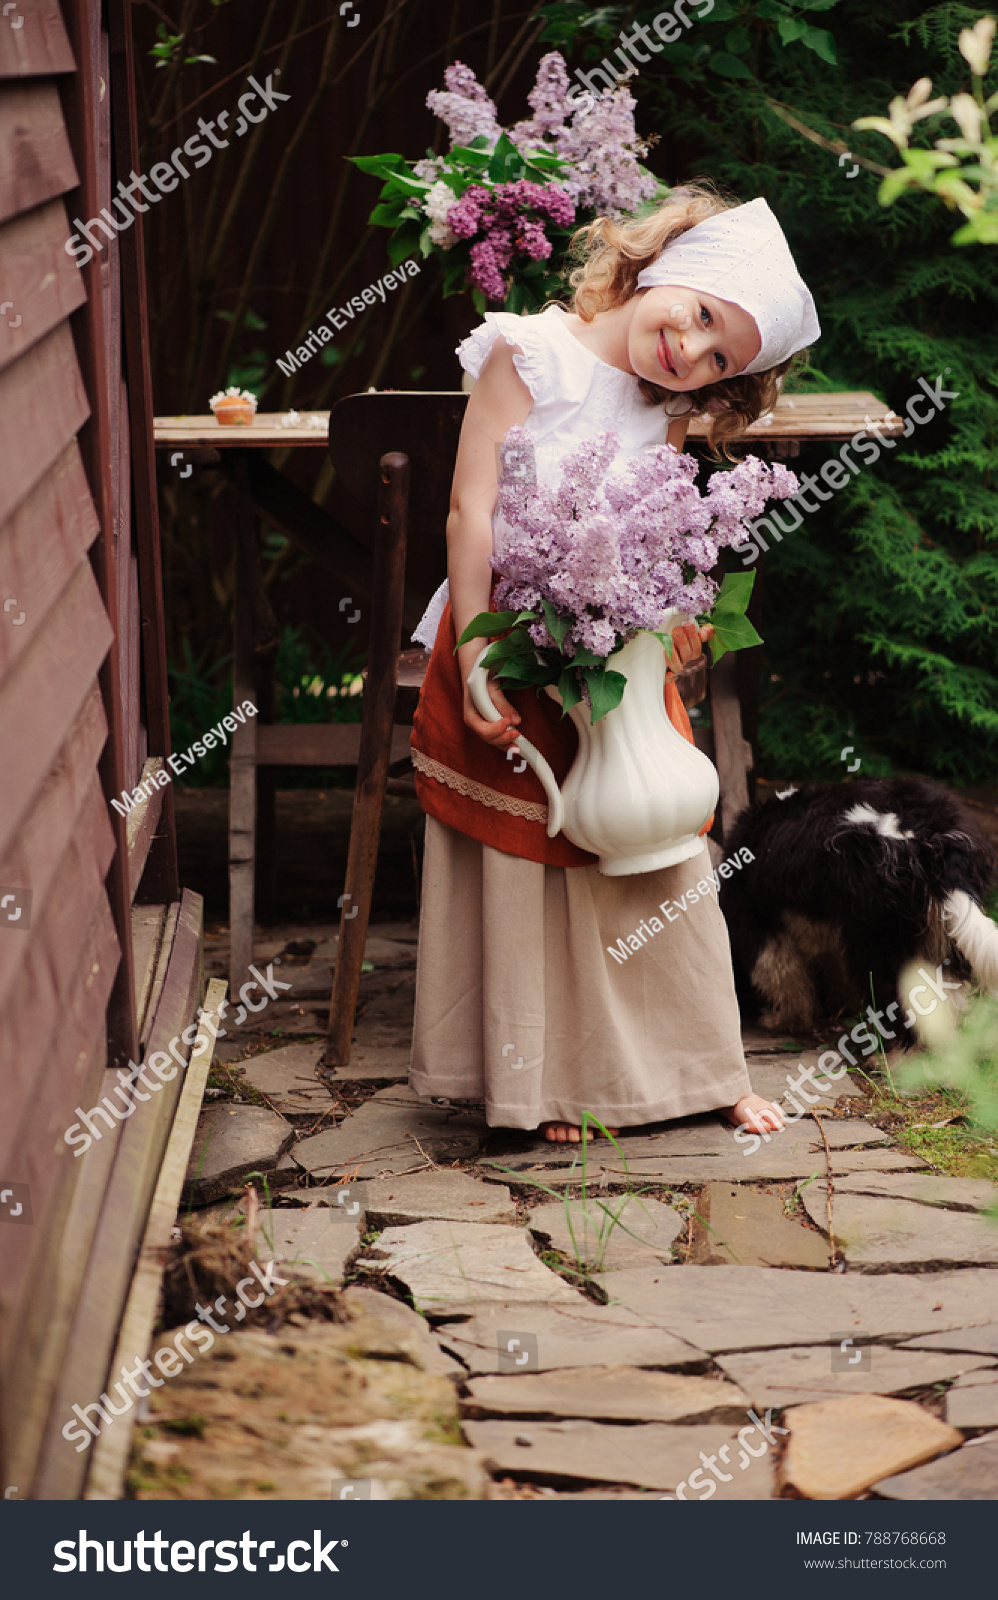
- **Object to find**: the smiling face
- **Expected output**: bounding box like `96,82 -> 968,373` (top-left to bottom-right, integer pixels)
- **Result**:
627,284 -> 762,391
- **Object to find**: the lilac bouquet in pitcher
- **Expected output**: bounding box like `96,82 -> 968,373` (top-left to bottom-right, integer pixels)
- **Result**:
457,428 -> 799,721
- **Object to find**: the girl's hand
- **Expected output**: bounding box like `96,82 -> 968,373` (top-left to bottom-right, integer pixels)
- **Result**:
665,621 -> 714,683
462,671 -> 522,749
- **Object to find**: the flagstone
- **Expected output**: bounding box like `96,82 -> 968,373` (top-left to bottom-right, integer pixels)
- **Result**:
873,1433 -> 998,1499
183,1104 -> 296,1204
781,1395 -> 962,1500
944,1369 -> 998,1429
692,1184 -> 830,1269
596,1266 -> 998,1352
484,1117 -> 888,1175
901,1323 -> 998,1356
236,1042 -> 332,1114
716,1344 -> 994,1410
834,1172 -> 998,1211
745,1056 -> 864,1105
800,1184 -> 998,1268
365,1221 -> 579,1311
528,1195 -> 683,1271
462,1366 -> 750,1425
461,1418 -> 774,1495
435,1300 -> 705,1375
293,1090 -> 486,1178
359,1171 -> 516,1227
265,1202 -> 365,1287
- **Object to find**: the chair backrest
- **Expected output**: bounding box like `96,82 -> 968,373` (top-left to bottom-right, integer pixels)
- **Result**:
327,391 -> 468,630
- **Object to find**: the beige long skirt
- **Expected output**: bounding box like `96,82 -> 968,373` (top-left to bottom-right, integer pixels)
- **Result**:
410,816 -> 753,1129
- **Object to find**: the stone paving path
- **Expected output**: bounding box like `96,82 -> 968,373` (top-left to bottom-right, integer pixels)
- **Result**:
182,925 -> 998,1500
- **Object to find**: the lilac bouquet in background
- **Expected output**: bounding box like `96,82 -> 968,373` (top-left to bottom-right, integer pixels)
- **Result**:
353,52 -> 663,313
458,429 -> 800,721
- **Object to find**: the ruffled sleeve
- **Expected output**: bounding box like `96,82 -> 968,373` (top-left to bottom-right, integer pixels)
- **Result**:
456,309 -> 562,406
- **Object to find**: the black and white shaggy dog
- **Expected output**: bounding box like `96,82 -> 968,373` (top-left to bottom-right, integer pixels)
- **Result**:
720,777 -> 998,1040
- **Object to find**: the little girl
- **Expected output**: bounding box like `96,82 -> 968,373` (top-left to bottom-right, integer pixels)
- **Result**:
409,187 -> 820,1144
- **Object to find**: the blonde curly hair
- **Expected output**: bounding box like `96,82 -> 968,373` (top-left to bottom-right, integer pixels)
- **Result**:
568,183 -> 805,452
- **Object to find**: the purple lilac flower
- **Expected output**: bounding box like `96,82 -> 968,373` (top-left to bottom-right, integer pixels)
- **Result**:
492,427 -> 799,661
451,179 -> 574,302
511,52 -> 573,145
426,61 -> 501,149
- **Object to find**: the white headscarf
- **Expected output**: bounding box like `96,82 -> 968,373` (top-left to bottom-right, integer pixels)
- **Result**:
635,198 -> 820,376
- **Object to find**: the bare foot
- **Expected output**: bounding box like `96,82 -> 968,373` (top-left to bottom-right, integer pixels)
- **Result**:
541,1123 -> 620,1144
721,1094 -> 786,1133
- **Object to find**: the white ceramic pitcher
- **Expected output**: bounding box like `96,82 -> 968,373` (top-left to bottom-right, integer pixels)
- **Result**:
468,618 -> 719,875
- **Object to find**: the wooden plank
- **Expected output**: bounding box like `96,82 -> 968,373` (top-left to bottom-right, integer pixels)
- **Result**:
228,464 -> 259,994
0,687 -> 107,1015
125,756 -> 165,901
138,901 -> 179,1053
60,0 -> 138,1070
325,453 -> 409,1067
0,1 -> 75,79
0,1005 -> 117,1502
0,80 -> 78,223
0,779 -> 115,1118
710,651 -> 752,843
0,892 -> 119,1345
0,555 -> 112,863
0,197 -> 86,375
84,975 -> 227,1501
107,0 -> 178,905
0,441 -> 99,678
131,902 -> 168,1041
0,321 -> 89,527
154,412 -> 332,448
254,722 -> 410,766
31,888 -> 203,1500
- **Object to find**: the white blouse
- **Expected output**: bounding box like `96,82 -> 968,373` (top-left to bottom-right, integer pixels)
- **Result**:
412,304 -> 689,649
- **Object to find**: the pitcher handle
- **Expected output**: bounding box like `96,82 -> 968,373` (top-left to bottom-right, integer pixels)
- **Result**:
467,646 -> 564,838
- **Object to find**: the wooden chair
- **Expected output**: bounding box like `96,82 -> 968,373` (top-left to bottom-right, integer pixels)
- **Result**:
224,390 -> 755,1057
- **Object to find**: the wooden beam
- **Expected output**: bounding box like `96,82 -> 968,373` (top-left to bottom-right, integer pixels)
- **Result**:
30,889 -> 203,1499
324,454 -> 409,1068
84,976 -> 227,1501
107,0 -> 178,906
254,723 -> 411,766
125,757 -> 165,901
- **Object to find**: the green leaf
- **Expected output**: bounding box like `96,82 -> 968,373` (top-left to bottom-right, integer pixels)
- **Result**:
777,17 -> 809,44
541,599 -> 571,648
493,656 -> 552,685
472,288 -> 487,315
709,51 -> 756,79
584,667 -> 627,723
726,26 -> 752,54
654,631 -> 674,664
878,168 -> 920,206
799,23 -> 837,63
488,133 -> 524,184
386,221 -> 422,267
711,612 -> 764,654
556,667 -> 583,715
369,200 -> 408,228
568,645 -> 606,669
711,569 -> 757,617
448,145 -> 492,168
349,153 -> 407,179
455,610 -> 522,647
